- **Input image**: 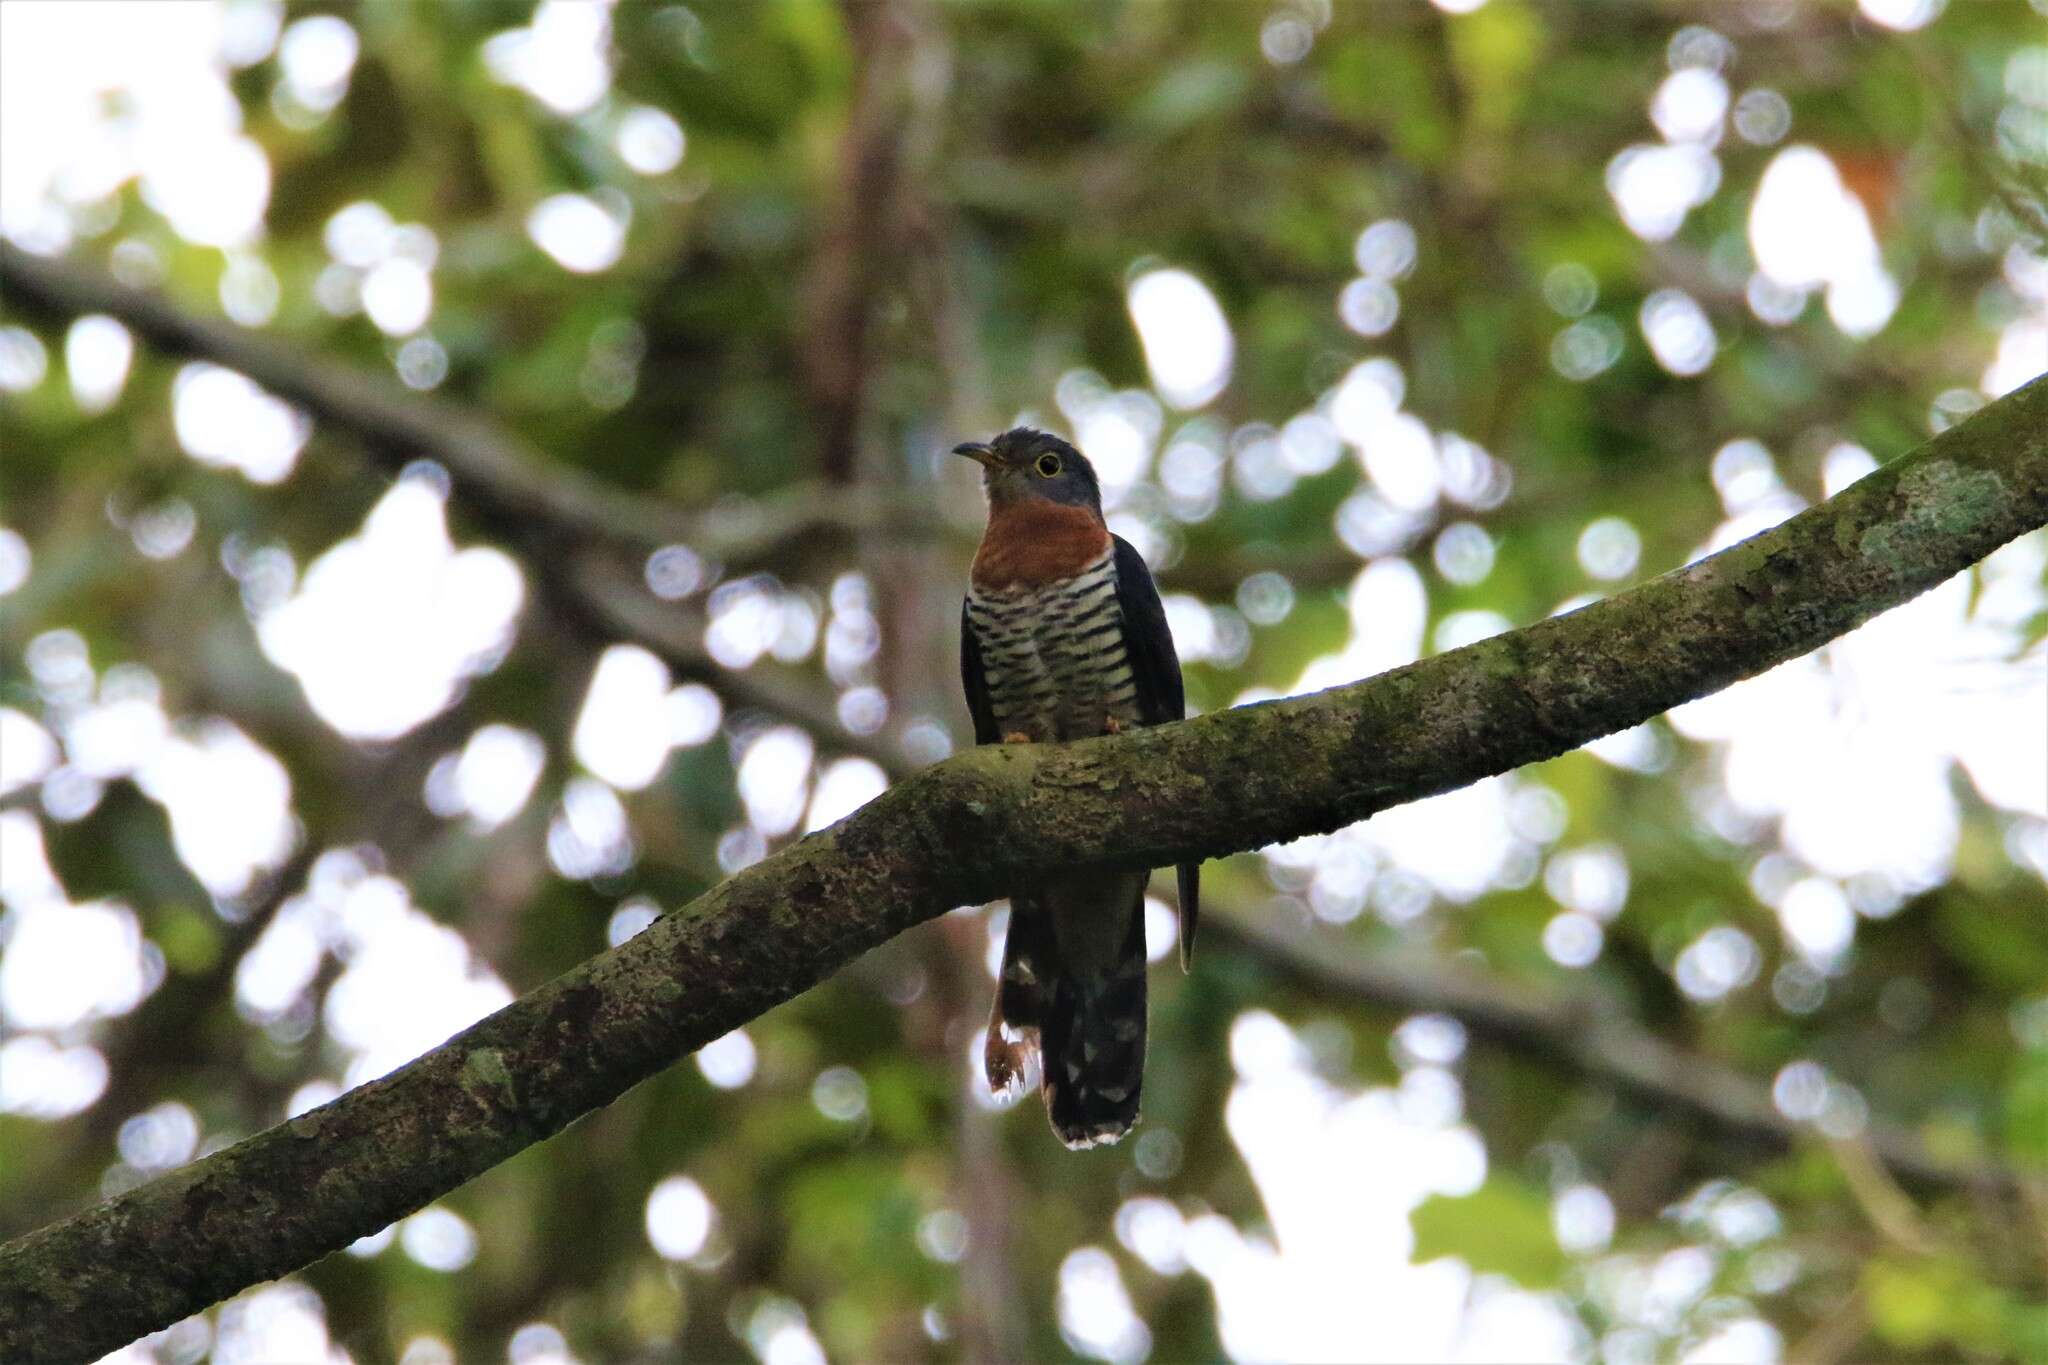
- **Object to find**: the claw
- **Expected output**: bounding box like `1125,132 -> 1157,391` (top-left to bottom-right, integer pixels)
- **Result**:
984,1024 -> 1034,1101
1002,731 -> 1033,744
1103,715 -> 1122,735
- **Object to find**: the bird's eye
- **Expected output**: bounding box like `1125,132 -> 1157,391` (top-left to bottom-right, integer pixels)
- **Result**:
1035,453 -> 1062,477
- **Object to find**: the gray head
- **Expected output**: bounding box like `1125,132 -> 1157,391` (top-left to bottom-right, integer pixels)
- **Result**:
952,428 -> 1102,514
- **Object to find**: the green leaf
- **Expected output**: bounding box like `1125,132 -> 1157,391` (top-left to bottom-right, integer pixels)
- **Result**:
1863,1257 -> 2009,1353
1132,61 -> 1251,135
1409,1174 -> 1564,1288
2006,1047 -> 2048,1169
1445,0 -> 1545,136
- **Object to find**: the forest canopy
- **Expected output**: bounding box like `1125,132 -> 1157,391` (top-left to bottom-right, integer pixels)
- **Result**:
1,1 -> 2045,1362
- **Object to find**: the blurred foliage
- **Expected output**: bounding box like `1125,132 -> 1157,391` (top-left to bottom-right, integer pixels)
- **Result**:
1,1 -> 2046,1362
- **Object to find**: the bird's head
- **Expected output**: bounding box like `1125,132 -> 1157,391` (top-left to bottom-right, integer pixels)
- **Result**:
953,428 -> 1101,517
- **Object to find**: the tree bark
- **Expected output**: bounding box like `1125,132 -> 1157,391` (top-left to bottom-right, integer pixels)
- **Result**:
1,360 -> 2041,1358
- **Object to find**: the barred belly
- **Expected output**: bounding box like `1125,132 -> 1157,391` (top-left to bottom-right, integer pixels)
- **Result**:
966,548 -> 1139,743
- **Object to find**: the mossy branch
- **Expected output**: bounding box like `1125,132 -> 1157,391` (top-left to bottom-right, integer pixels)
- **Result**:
0,246 -> 2042,1359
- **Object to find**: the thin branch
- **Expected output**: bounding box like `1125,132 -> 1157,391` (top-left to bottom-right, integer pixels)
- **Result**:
1905,41 -> 2048,244
0,243 -> 939,568
0,242 -> 956,777
1827,1135 -> 1946,1255
0,242 -> 1349,602
562,548 -> 926,774
2,369 -> 2043,1360
1787,1288 -> 1869,1365
1201,907 -> 2004,1195
2022,1177 -> 2048,1283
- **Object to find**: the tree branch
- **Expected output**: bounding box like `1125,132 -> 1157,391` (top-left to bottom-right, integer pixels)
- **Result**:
1,361 -> 2041,1357
0,243 -> 938,569
0,698 -> 477,1238
0,242 -> 1354,601
0,241 -> 957,775
560,548 -> 927,775
597,516 -> 2002,1200
1200,907 -> 2008,1194
800,0 -> 913,483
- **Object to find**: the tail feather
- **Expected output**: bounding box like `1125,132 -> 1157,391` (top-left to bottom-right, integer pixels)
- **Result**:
985,896 -> 1148,1149
1040,931 -> 1146,1148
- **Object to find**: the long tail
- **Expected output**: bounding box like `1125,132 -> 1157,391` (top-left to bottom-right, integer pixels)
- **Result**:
985,896 -> 1147,1149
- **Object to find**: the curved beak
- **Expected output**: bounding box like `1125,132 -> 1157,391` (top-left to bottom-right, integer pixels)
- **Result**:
952,441 -> 996,468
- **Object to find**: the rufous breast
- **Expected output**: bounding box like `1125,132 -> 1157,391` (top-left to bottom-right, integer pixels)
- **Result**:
971,500 -> 1112,591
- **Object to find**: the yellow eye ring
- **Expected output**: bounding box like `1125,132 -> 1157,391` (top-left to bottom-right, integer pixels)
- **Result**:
1035,453 -> 1062,477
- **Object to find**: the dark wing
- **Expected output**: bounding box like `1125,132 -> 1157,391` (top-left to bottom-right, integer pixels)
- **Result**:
960,599 -> 1000,746
1111,534 -> 1201,969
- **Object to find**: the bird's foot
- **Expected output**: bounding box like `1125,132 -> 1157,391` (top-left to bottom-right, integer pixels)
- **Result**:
1102,715 -> 1122,735
984,1017 -> 1035,1101
1002,731 -> 1033,745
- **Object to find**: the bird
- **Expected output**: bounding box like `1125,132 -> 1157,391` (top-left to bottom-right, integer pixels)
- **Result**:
954,426 -> 1199,1149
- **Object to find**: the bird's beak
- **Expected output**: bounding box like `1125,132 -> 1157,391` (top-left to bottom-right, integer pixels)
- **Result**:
952,441 -> 997,469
